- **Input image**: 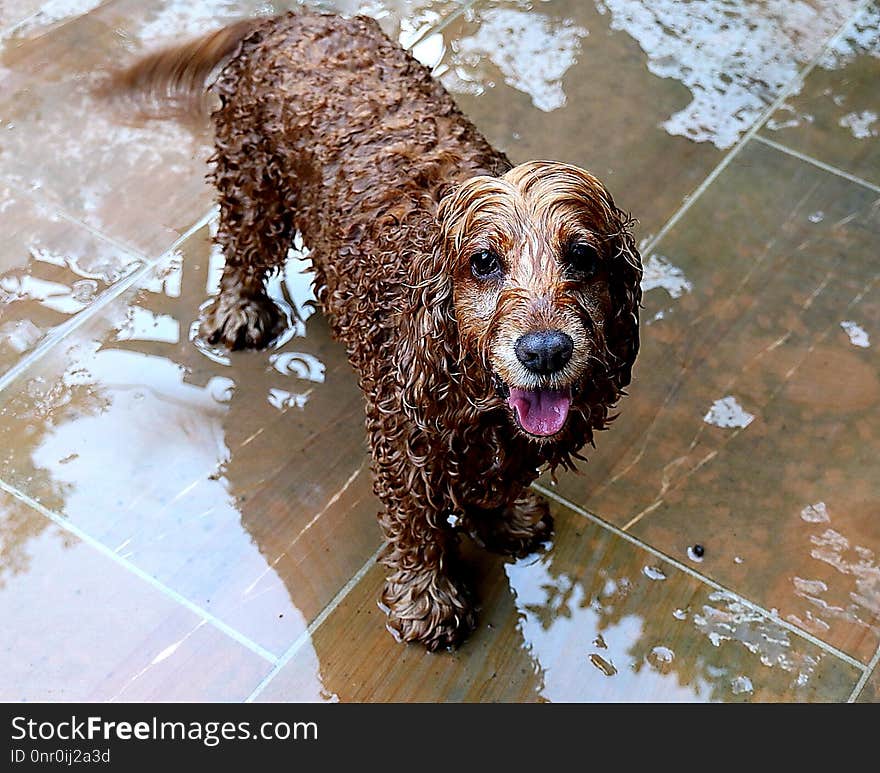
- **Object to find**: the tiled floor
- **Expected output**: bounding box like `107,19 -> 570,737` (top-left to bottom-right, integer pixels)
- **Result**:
0,0 -> 877,702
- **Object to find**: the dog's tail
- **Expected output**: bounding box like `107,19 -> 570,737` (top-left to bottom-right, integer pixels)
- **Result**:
101,19 -> 259,120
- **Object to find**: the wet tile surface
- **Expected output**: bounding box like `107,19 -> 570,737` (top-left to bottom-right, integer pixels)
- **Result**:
0,0 -> 876,702
763,2 -> 880,186
257,501 -> 860,702
414,0 -> 859,242
0,222 -> 381,657
0,490 -> 271,701
0,184 -> 143,374
550,139 -> 880,662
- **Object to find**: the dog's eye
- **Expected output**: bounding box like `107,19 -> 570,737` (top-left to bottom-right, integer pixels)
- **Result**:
565,242 -> 600,277
470,249 -> 502,279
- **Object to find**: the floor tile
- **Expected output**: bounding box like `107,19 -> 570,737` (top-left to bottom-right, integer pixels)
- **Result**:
763,1 -> 880,186
548,139 -> 880,662
0,183 -> 143,375
412,0 -> 859,242
0,490 -> 271,701
256,501 -> 859,702
0,220 -> 381,656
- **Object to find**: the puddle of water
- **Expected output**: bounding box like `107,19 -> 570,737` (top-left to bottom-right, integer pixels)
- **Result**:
0,218 -> 377,656
0,187 -> 145,369
819,2 -> 880,69
499,539 -> 843,701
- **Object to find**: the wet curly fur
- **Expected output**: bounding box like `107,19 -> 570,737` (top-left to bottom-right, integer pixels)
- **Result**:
110,11 -> 642,651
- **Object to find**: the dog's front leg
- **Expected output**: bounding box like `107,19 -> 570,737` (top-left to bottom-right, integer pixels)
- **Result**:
466,488 -> 554,559
373,463 -> 475,651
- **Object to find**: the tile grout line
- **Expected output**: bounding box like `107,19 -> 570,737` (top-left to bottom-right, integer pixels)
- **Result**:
0,477 -> 279,665
847,644 -> 880,702
244,543 -> 383,703
533,483 -> 867,673
753,134 -> 880,195
0,206 -> 217,396
639,0 -> 873,258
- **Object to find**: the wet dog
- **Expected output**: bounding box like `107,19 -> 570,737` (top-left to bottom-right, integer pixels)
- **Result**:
111,11 -> 642,650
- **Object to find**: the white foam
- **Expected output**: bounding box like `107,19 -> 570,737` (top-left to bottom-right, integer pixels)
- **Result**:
596,0 -> 852,149
840,320 -> 871,348
838,110 -> 879,139
703,396 -> 755,429
444,8 -> 588,112
641,254 -> 692,298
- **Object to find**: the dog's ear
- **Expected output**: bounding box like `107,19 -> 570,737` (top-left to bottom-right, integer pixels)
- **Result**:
605,206 -> 642,391
396,241 -> 458,432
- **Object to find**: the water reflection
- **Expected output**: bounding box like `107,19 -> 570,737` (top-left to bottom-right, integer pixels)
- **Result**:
0,186 -> 144,370
0,216 -> 377,671
497,533 -> 833,701
789,500 -> 880,644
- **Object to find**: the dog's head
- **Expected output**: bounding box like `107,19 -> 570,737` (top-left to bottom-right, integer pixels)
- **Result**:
429,160 -> 641,443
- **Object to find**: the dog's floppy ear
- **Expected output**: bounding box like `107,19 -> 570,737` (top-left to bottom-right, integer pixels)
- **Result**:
605,204 -> 642,391
396,238 -> 458,433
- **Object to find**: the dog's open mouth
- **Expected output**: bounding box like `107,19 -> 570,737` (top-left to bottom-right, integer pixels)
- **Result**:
507,387 -> 571,437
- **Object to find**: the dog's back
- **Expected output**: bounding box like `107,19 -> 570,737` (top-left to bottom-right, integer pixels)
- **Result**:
110,12 -> 509,352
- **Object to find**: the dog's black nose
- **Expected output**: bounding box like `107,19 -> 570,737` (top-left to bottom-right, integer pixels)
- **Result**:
515,330 -> 574,375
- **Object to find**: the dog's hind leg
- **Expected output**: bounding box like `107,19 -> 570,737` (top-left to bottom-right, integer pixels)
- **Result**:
200,115 -> 294,350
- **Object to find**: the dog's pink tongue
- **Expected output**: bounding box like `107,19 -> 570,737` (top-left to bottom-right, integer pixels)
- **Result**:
507,388 -> 571,437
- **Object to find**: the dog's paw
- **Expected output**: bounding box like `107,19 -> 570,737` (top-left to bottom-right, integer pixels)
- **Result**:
381,571 -> 475,652
469,493 -> 554,559
199,292 -> 283,350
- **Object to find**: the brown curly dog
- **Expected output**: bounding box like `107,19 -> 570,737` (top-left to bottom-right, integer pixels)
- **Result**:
111,10 -> 642,650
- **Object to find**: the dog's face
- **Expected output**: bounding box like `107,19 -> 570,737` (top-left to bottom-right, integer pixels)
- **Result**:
438,161 -> 641,441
